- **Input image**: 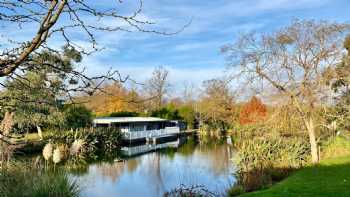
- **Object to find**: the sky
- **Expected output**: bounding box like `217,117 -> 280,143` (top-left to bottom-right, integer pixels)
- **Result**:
1,0 -> 350,91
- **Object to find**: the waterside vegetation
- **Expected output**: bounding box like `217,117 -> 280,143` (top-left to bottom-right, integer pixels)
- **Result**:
0,2 -> 350,196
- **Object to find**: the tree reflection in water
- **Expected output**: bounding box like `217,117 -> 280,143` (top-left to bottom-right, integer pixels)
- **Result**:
73,135 -> 236,197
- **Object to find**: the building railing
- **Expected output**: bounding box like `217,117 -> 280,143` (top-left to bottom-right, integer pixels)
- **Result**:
123,127 -> 180,140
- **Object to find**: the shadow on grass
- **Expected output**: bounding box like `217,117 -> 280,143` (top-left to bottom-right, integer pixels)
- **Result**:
233,156 -> 350,197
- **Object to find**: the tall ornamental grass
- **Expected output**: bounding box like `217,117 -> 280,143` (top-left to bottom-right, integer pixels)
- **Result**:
0,166 -> 80,197
46,127 -> 122,158
231,136 -> 310,194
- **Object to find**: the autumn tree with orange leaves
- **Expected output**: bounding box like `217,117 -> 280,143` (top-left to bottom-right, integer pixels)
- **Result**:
82,83 -> 145,116
239,96 -> 267,125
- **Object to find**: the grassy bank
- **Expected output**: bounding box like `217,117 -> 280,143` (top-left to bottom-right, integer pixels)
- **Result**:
240,155 -> 350,197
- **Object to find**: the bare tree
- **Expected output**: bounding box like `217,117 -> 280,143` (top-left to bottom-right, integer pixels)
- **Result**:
222,20 -> 350,163
0,1 -> 189,148
0,0 -> 189,104
0,1 -> 187,77
198,78 -> 235,132
144,66 -> 170,110
0,1 -> 186,136
182,81 -> 197,104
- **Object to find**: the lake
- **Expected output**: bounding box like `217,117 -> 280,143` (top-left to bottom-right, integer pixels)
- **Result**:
72,135 -> 236,197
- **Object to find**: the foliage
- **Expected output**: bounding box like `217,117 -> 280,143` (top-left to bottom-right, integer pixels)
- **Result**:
0,166 -> 80,197
233,136 -> 310,192
110,111 -> 140,117
321,136 -> 350,159
232,124 -> 272,140
224,20 -> 350,163
2,71 -> 65,131
63,105 -> 92,129
264,104 -> 304,136
239,156 -> 350,197
330,94 -> 350,131
178,105 -> 196,129
235,137 -> 310,172
227,185 -> 245,197
239,96 -> 267,125
0,47 -> 82,133
198,78 -> 236,131
82,82 -> 145,116
164,185 -> 218,197
46,127 -> 122,160
150,104 -> 181,120
329,34 -> 350,132
149,104 -> 196,129
234,104 -> 321,139
230,101 -> 345,195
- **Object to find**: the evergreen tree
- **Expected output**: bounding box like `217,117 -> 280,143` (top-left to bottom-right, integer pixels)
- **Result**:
0,46 -> 81,133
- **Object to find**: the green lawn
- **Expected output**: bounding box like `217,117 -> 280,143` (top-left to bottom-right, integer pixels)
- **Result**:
241,156 -> 350,197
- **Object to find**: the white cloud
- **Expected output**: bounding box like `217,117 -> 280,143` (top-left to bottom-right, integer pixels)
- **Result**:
141,0 -> 330,36
253,0 -> 328,11
0,0 -> 341,89
173,40 -> 225,52
79,55 -> 225,88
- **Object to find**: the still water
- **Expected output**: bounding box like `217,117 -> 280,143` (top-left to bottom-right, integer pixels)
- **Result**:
72,135 -> 236,197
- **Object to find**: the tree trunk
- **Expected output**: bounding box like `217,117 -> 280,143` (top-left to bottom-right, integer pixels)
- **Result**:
0,111 -> 14,136
304,117 -> 319,164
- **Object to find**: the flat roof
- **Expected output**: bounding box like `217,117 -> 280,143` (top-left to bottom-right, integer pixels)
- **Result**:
93,117 -> 167,124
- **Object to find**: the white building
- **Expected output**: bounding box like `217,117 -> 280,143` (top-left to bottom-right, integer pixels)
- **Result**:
93,117 -> 185,141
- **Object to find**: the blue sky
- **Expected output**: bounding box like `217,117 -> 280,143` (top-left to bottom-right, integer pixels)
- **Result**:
1,0 -> 350,90
79,0 -> 349,88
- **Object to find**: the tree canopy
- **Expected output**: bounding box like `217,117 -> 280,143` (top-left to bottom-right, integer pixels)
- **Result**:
144,66 -> 171,110
239,96 -> 267,125
0,46 -> 83,133
198,78 -> 235,131
223,20 -> 350,163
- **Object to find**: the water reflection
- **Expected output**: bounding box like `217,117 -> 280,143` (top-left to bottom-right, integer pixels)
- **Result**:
73,135 -> 236,197
121,138 -> 185,157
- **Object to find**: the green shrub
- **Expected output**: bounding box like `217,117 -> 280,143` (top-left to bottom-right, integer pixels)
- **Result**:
227,185 -> 245,196
0,167 -> 80,197
63,105 -> 92,129
322,136 -> 350,159
178,105 -> 196,129
232,136 -> 310,193
45,127 -> 122,159
150,104 -> 182,120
